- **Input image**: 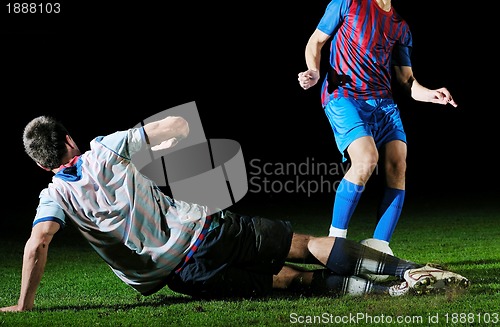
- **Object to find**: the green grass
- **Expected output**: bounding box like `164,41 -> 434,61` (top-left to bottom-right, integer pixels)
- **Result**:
1,194 -> 499,326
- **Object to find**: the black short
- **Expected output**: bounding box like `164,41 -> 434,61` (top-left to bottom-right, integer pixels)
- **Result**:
166,210 -> 293,299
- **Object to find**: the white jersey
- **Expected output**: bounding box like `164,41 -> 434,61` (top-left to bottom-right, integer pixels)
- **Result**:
34,127 -> 210,295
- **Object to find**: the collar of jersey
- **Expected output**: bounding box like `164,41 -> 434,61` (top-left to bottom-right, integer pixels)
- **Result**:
55,156 -> 82,182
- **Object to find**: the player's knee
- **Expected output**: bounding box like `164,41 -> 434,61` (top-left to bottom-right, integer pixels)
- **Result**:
307,237 -> 333,264
350,158 -> 378,179
386,159 -> 406,179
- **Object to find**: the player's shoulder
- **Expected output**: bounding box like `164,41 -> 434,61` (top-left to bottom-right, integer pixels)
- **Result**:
90,128 -> 145,159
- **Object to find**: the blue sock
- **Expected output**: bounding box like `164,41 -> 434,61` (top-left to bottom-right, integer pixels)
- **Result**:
330,179 -> 364,236
373,188 -> 405,242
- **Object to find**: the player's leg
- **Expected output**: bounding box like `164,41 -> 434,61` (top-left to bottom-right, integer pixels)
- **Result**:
273,265 -> 409,297
303,235 -> 469,294
372,140 -> 407,243
286,235 -> 419,296
308,269 -> 414,297
303,235 -> 419,277
370,98 -> 408,245
329,136 -> 378,237
167,211 -> 295,298
324,99 -> 377,238
287,234 -> 418,283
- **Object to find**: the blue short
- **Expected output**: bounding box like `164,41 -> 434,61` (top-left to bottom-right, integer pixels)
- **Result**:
324,98 -> 407,162
165,210 -> 293,298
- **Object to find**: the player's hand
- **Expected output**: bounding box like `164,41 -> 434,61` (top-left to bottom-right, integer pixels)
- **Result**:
429,87 -> 458,107
0,305 -> 25,312
298,69 -> 320,90
151,138 -> 179,151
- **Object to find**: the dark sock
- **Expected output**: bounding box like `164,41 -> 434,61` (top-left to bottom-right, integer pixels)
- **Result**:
326,238 -> 422,279
310,269 -> 389,296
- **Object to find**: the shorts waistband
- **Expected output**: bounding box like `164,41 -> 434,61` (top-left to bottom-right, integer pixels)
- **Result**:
174,211 -> 223,274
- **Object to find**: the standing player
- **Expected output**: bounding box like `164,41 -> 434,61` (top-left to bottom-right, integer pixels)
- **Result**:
297,0 -> 458,247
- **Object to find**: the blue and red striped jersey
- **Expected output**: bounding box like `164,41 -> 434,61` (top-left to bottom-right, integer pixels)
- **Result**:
317,0 -> 412,106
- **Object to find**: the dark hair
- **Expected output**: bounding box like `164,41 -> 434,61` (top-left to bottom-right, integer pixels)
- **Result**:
23,116 -> 70,170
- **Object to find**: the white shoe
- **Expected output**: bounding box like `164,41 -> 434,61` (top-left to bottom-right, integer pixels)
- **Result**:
404,264 -> 470,295
388,281 -> 410,297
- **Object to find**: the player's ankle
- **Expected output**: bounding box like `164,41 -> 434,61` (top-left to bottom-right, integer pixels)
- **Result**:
329,226 -> 347,238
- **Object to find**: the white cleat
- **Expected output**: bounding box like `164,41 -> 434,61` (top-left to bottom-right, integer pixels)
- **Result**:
388,281 -> 410,297
403,264 -> 470,295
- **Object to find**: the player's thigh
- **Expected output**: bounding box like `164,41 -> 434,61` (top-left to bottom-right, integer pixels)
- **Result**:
324,98 -> 373,154
170,212 -> 292,295
346,136 -> 378,165
167,266 -> 273,299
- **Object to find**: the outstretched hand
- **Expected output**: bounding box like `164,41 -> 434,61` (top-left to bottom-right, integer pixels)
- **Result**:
151,138 -> 179,151
298,69 -> 320,90
429,87 -> 458,107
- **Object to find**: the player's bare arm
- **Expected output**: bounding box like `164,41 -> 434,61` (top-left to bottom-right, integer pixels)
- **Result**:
0,221 -> 60,312
298,29 -> 330,90
394,65 -> 458,107
144,116 -> 190,151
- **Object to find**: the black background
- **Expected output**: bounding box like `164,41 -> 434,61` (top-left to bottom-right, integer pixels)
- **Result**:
1,1 -> 497,215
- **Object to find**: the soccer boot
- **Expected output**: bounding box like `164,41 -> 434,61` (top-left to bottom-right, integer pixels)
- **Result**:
404,264 -> 470,295
388,281 -> 410,297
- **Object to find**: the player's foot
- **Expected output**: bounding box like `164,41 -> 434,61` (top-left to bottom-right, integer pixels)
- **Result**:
388,281 -> 410,297
403,264 -> 470,295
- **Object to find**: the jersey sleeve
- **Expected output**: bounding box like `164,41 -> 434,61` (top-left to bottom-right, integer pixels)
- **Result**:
317,0 -> 351,35
33,188 -> 66,228
392,29 -> 413,67
92,127 -> 146,160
